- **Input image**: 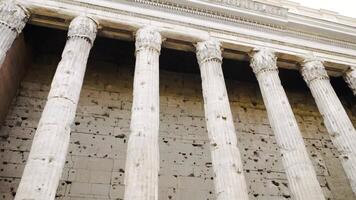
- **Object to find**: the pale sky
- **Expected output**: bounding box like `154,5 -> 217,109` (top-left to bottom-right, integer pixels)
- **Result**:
292,0 -> 356,18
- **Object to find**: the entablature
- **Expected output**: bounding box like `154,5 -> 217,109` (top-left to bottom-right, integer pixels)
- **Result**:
17,0 -> 356,76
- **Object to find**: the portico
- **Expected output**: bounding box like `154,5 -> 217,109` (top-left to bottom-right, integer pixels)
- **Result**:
0,0 -> 355,199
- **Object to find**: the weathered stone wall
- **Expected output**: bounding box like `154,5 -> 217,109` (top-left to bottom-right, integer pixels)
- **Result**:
0,34 -> 30,127
0,35 -> 356,200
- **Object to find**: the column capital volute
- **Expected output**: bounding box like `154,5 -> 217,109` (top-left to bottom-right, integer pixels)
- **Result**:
345,66 -> 356,77
0,0 -> 30,34
344,66 -> 356,95
135,26 -> 162,53
68,15 -> 98,45
345,65 -> 356,73
249,48 -> 278,75
300,54 -> 329,84
196,39 -> 222,64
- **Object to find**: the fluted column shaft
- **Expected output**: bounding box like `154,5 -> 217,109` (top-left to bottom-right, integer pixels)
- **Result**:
0,0 -> 29,66
344,66 -> 356,95
124,27 -> 161,200
196,40 -> 249,200
15,16 -> 97,200
250,49 -> 325,200
301,57 -> 356,194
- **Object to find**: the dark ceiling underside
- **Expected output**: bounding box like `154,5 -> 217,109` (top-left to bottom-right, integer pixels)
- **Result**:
23,25 -> 355,106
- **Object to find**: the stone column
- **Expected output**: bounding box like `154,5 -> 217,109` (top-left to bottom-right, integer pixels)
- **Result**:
344,66 -> 356,95
0,0 -> 29,66
196,39 -> 249,200
250,49 -> 325,200
15,16 -> 97,200
124,26 -> 161,200
301,56 -> 356,195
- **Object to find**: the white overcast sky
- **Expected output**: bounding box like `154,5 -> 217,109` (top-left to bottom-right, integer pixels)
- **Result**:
292,0 -> 356,18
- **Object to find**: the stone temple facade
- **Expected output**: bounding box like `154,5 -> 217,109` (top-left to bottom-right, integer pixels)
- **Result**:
0,0 -> 355,199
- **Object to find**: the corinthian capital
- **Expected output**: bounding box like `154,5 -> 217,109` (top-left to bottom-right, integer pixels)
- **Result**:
135,26 -> 162,53
300,55 -> 329,84
0,0 -> 29,34
249,48 -> 278,74
196,39 -> 222,64
68,16 -> 98,45
344,66 -> 356,95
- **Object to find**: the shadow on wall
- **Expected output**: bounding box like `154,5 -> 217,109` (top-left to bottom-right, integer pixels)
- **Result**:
18,25 -> 356,114
0,34 -> 32,129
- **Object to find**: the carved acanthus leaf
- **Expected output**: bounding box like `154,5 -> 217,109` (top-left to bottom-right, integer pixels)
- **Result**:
0,0 -> 29,34
196,39 -> 222,64
135,26 -> 162,53
249,48 -> 278,74
344,66 -> 356,95
301,55 -> 329,84
68,16 -> 98,45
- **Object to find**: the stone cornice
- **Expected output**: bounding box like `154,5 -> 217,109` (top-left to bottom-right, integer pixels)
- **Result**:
202,0 -> 288,17
16,0 -> 356,75
129,0 -> 356,41
130,0 -> 288,28
127,0 -> 356,48
21,0 -> 356,50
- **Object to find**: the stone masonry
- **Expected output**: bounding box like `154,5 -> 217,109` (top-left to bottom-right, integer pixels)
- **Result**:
0,34 -> 356,200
